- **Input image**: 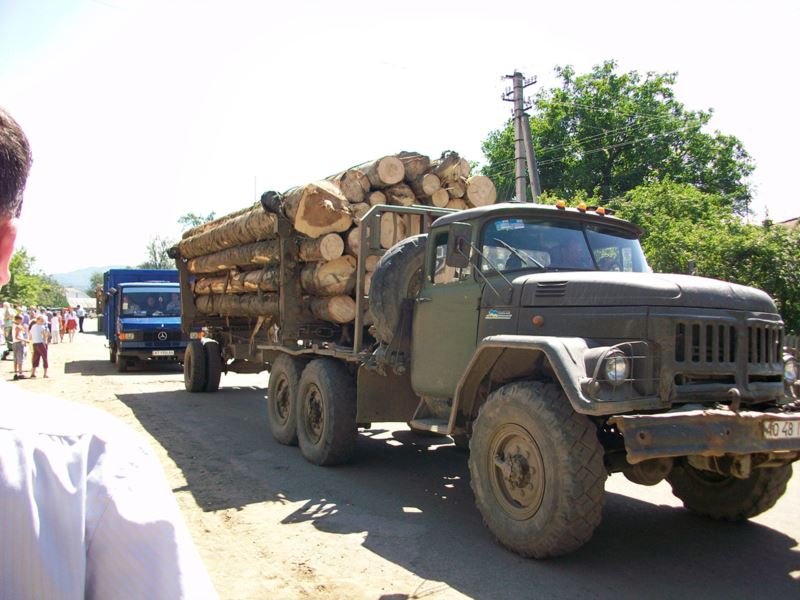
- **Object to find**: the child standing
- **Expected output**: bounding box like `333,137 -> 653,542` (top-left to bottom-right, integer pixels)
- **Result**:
12,314 -> 26,380
30,315 -> 49,378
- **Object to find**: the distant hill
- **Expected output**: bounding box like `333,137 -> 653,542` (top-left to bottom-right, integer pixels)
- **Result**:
52,266 -> 127,291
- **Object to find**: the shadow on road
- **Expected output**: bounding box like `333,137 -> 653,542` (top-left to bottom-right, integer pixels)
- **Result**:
65,359 -> 182,376
116,387 -> 800,599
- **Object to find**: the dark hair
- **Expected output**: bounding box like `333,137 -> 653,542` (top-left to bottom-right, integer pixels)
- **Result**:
0,106 -> 32,219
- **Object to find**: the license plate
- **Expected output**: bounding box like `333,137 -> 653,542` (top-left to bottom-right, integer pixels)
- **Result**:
152,350 -> 175,357
763,420 -> 800,439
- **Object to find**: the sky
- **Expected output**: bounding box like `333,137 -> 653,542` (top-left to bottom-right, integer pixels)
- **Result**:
1,0 -> 798,275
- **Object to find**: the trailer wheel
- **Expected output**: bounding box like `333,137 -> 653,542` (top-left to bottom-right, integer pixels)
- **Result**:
267,354 -> 307,445
296,358 -> 357,465
667,460 -> 792,521
369,234 -> 427,345
184,340 -> 207,393
469,381 -> 606,558
203,339 -> 223,393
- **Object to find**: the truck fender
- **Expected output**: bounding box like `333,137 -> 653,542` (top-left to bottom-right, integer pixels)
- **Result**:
447,335 -> 594,432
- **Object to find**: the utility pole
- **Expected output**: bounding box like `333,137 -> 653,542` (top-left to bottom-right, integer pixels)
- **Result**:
502,71 -> 541,202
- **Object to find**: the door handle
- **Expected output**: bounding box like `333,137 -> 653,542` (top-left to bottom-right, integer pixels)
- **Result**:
416,297 -> 431,303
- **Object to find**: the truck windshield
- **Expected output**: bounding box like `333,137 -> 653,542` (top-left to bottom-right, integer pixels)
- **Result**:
481,217 -> 649,273
120,287 -> 181,317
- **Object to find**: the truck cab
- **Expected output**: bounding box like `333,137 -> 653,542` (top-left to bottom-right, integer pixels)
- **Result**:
103,269 -> 196,372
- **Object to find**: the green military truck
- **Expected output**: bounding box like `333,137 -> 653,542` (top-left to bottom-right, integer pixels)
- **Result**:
173,200 -> 800,558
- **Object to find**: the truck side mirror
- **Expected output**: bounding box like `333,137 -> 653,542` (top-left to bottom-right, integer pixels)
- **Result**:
108,288 -> 117,296
446,222 -> 472,269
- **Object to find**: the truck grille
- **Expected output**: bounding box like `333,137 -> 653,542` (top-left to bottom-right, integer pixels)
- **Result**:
748,324 -> 783,365
674,323 -> 737,364
535,281 -> 567,298
142,330 -> 183,342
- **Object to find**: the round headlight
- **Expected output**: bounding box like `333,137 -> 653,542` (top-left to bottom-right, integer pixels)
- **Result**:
785,358 -> 798,385
604,352 -> 629,385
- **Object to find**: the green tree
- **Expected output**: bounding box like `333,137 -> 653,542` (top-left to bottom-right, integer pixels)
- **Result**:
0,248 -> 68,307
481,61 -> 754,213
86,271 -> 104,297
178,211 -> 216,229
138,236 -> 174,270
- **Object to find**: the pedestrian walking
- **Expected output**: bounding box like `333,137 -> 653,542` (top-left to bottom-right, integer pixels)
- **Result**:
29,315 -> 48,378
49,310 -> 61,344
76,304 -> 86,332
65,308 -> 78,342
12,314 -> 26,379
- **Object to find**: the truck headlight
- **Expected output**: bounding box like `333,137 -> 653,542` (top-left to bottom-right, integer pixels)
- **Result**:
785,357 -> 798,385
604,351 -> 629,386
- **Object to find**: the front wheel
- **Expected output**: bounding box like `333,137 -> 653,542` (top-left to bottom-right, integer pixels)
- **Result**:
296,358 -> 357,466
203,339 -> 223,393
667,460 -> 792,521
184,340 -> 207,393
469,381 -> 606,558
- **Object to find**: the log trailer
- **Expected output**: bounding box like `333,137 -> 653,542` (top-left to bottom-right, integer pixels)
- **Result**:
171,199 -> 800,558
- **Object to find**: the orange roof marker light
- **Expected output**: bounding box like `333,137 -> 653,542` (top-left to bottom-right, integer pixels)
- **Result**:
555,200 -> 567,209
577,202 -> 587,213
595,206 -> 607,216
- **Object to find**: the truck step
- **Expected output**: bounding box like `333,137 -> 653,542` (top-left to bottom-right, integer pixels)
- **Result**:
408,418 -> 450,434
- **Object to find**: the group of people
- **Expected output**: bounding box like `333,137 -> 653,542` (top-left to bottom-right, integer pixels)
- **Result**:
1,302 -> 85,380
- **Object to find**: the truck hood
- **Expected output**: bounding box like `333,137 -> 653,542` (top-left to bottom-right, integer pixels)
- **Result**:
517,272 -> 777,312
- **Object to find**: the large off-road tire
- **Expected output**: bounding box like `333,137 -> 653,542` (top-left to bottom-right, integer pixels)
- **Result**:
469,381 -> 606,558
667,460 -> 792,521
369,234 -> 427,345
296,358 -> 357,466
267,354 -> 307,446
203,339 -> 223,393
184,340 -> 207,393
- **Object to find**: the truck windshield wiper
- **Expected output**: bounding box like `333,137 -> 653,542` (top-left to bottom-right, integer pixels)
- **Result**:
493,238 -> 545,269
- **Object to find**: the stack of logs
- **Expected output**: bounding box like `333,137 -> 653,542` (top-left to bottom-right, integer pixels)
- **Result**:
172,150 -> 496,326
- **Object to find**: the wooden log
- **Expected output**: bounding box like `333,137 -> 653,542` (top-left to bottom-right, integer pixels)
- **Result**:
409,173 -> 441,199
181,204 -> 255,239
384,182 -> 416,207
310,295 -> 356,324
345,227 -> 362,257
364,255 -> 380,271
407,214 -> 422,236
363,271 -> 373,295
187,240 -> 280,274
430,151 -> 470,185
176,206 -> 278,260
446,177 -> 466,199
350,202 -> 371,222
297,233 -> 345,262
194,269 -> 280,295
465,175 -> 497,207
368,190 -> 387,206
396,151 -> 431,181
300,255 -> 357,296
380,212 -> 407,249
282,181 -> 353,238
358,156 -> 405,188
328,169 -> 370,204
430,188 -> 450,208
446,198 -> 468,211
195,293 -> 279,318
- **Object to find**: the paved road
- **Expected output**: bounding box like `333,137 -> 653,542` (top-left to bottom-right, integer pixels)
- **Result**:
11,323 -> 800,599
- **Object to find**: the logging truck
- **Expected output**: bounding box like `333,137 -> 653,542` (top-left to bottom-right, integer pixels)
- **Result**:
170,185 -> 800,559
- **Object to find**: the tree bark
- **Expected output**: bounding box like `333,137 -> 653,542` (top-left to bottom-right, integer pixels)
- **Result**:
430,151 -> 470,185
309,295 -> 356,324
350,202 -> 371,222
384,182 -> 416,207
176,207 -> 278,260
300,255 -> 357,296
396,151 -> 431,181
345,227 -> 362,257
282,181 -> 353,238
194,269 -> 280,295
195,293 -> 279,318
465,175 -> 497,207
181,203 -> 258,239
297,233 -> 345,262
357,156 -> 405,188
328,169 -> 370,204
187,240 -> 280,274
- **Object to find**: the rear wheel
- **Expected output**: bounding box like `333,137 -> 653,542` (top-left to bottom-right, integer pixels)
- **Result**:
667,460 -> 792,521
296,358 -> 357,465
184,340 -> 207,393
267,354 -> 307,446
203,339 -> 223,393
469,381 -> 606,558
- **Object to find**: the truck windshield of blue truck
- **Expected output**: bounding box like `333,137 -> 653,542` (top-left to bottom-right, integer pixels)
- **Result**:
480,217 -> 650,273
120,286 -> 181,317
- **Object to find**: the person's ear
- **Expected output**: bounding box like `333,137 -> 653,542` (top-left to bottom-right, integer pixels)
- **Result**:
0,217 -> 19,287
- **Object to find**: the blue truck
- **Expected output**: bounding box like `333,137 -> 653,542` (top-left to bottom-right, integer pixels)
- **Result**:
103,269 -> 198,372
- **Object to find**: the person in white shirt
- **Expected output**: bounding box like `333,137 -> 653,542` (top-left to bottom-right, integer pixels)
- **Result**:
29,314 -> 49,378
76,304 -> 86,332
0,105 -> 217,598
49,310 -> 61,344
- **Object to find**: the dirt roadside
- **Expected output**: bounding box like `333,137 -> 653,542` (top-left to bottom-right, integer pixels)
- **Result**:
3,320 -> 799,599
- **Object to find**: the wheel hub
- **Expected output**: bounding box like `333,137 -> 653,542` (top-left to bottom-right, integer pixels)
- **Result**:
274,377 -> 290,423
489,423 -> 545,520
306,385 -> 324,442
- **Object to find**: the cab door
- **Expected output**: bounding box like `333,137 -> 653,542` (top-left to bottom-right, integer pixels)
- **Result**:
410,229 -> 482,398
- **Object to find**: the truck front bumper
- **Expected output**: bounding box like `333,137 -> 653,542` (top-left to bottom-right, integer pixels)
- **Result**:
118,345 -> 186,363
610,408 -> 800,464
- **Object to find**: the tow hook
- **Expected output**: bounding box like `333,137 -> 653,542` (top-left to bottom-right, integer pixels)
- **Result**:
727,387 -> 742,413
